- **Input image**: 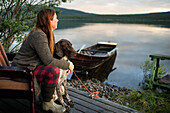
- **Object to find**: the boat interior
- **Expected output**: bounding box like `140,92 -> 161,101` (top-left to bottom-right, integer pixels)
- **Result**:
79,42 -> 117,56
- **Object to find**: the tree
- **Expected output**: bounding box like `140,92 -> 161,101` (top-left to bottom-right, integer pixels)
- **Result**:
0,0 -> 72,52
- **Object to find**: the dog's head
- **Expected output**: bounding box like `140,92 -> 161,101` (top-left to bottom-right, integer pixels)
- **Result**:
54,39 -> 77,59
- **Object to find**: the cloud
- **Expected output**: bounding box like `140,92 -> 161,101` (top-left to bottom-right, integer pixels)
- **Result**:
61,0 -> 170,14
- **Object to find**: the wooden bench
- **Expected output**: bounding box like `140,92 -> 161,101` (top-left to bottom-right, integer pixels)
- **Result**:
148,54 -> 170,89
0,42 -> 35,113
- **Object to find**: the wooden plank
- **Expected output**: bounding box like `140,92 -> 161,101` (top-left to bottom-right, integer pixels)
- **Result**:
68,107 -> 84,113
69,90 -> 123,113
68,87 -> 139,113
150,54 -> 170,60
6,99 -> 30,113
0,99 -> 9,113
153,81 -> 170,88
0,98 -> 29,113
72,103 -> 98,113
0,110 -> 5,113
16,99 -> 48,113
0,80 -> 29,90
0,98 -> 47,113
70,96 -> 111,113
16,99 -> 30,107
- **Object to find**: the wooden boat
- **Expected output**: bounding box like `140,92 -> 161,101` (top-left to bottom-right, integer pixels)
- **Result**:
70,42 -> 117,81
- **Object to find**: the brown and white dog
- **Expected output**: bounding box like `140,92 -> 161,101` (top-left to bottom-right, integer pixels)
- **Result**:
53,39 -> 77,111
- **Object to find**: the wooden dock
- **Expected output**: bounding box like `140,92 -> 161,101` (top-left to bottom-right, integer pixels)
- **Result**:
0,87 -> 139,113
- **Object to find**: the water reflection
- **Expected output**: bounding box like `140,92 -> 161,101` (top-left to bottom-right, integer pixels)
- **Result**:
58,21 -> 86,29
54,23 -> 170,90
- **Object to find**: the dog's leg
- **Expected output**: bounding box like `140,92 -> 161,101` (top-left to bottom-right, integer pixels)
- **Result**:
56,83 -> 70,111
63,80 -> 74,106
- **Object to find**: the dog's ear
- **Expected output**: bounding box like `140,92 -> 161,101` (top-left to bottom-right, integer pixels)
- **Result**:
61,39 -> 77,58
54,41 -> 64,58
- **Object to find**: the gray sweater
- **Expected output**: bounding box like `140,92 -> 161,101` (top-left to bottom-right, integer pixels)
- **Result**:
12,30 -> 69,70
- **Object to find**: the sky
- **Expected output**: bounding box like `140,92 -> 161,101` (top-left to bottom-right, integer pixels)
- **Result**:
60,0 -> 170,14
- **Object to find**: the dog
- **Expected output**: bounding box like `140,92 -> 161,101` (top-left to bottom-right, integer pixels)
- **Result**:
53,39 -> 77,111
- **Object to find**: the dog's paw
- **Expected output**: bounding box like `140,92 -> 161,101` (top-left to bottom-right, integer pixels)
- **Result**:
65,105 -> 71,111
68,100 -> 74,106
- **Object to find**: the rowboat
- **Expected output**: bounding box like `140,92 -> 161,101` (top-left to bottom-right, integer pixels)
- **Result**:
70,42 -> 117,81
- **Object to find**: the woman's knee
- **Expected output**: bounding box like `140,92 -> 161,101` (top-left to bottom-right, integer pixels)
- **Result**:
44,66 -> 60,87
34,65 -> 60,87
46,66 -> 60,79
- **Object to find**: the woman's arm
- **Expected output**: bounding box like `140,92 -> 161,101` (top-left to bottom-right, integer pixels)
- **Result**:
31,31 -> 70,70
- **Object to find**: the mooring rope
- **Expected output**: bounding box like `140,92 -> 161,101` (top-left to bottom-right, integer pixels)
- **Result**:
73,71 -> 99,97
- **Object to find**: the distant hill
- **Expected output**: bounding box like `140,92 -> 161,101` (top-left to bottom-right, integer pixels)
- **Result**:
55,7 -> 170,16
55,7 -> 170,27
148,11 -> 170,15
55,7 -> 94,16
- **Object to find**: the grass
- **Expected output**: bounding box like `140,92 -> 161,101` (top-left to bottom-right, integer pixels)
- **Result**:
119,58 -> 170,113
116,89 -> 170,113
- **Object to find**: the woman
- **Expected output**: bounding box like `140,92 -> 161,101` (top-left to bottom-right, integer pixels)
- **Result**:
12,9 -> 74,112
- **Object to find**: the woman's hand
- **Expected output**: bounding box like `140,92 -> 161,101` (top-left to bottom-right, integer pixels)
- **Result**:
66,62 -> 74,76
69,62 -> 74,72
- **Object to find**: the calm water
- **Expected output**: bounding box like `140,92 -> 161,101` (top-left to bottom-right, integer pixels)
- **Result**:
54,23 -> 170,90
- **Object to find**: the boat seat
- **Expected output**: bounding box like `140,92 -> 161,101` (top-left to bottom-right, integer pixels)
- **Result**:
0,41 -> 35,113
81,49 -> 108,56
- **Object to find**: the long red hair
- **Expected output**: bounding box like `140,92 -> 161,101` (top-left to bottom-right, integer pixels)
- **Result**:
36,9 -> 55,54
23,9 -> 55,55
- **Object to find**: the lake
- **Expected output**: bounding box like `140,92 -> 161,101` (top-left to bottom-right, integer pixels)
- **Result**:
54,22 -> 170,90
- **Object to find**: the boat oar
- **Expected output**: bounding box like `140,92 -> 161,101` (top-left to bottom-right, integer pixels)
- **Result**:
73,71 -> 99,98
78,44 -> 86,53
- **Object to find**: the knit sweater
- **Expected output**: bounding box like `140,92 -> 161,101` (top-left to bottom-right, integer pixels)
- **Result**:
12,30 -> 69,70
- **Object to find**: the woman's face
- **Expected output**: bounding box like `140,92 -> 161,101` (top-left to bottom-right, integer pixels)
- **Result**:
51,13 -> 58,30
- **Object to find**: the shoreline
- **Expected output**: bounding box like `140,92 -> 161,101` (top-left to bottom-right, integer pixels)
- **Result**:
67,79 -> 133,104
67,78 -> 170,113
